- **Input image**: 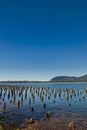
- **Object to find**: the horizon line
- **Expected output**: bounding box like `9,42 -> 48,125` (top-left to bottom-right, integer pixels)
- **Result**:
0,74 -> 87,82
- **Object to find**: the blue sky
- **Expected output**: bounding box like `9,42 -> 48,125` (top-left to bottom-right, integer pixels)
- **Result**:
0,0 -> 87,81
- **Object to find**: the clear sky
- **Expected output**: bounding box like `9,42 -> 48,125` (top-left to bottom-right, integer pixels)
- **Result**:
0,0 -> 87,81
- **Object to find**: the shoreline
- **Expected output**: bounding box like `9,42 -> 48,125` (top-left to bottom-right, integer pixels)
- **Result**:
0,81 -> 87,84
1,112 -> 87,130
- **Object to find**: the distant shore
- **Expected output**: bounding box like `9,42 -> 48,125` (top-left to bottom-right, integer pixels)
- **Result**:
1,74 -> 87,83
0,81 -> 87,84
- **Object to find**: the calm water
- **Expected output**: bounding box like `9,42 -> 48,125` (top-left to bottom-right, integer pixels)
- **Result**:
0,82 -> 87,126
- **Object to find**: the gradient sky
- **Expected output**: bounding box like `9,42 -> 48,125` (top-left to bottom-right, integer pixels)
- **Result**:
0,0 -> 87,81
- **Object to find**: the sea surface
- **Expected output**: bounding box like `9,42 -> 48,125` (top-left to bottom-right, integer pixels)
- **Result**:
0,82 -> 87,127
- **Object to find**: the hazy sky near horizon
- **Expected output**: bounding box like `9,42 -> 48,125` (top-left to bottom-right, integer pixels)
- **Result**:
0,0 -> 87,81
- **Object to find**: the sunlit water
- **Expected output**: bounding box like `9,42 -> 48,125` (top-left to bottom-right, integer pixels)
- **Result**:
0,83 -> 87,127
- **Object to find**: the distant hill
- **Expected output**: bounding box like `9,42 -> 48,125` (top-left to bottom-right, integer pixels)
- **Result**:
50,75 -> 87,82
0,75 -> 87,83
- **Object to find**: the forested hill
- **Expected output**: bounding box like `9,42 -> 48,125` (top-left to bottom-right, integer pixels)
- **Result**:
50,75 -> 87,82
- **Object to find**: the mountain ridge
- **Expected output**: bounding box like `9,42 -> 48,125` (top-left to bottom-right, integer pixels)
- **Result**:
0,75 -> 87,83
50,74 -> 87,82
